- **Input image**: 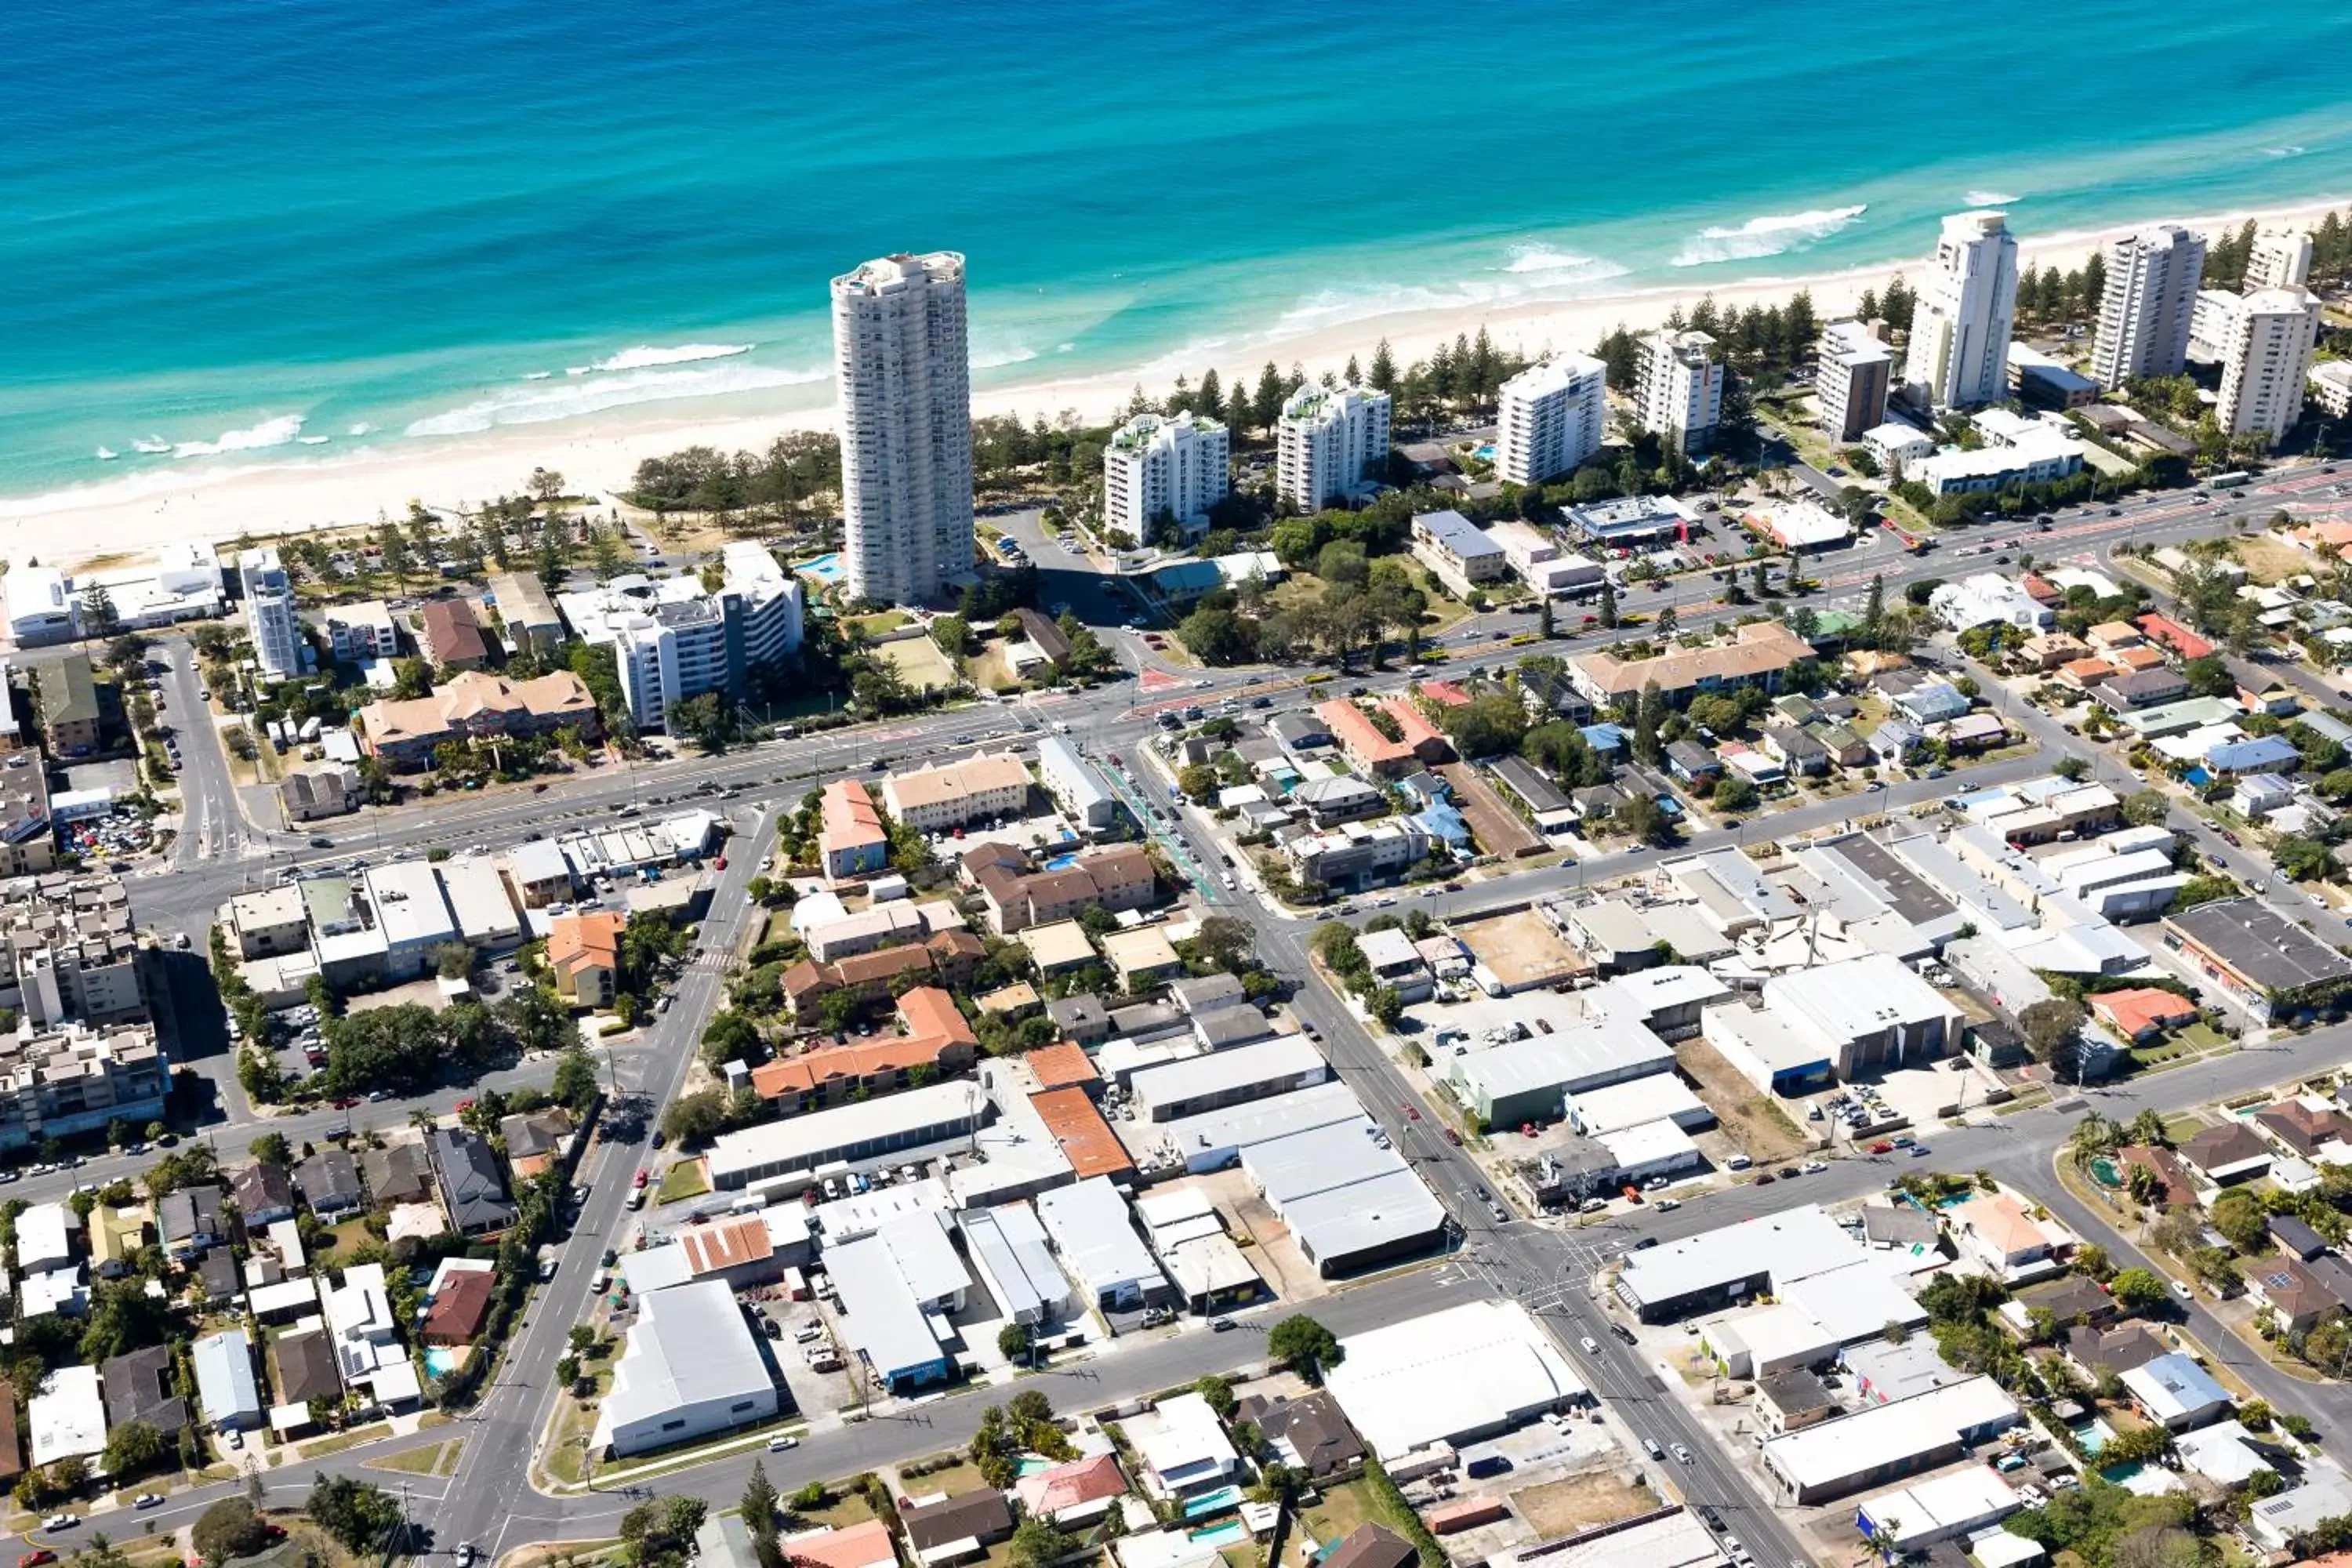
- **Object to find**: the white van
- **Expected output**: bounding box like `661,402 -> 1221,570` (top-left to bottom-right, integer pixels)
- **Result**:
1725,1154 -> 1753,1171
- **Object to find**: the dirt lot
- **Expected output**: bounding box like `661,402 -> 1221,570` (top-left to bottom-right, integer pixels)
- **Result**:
1677,1037 -> 1810,1166
878,636 -> 960,691
1513,1474 -> 1660,1537
2228,534 -> 2311,585
1439,764 -> 1543,859
1454,909 -> 1592,991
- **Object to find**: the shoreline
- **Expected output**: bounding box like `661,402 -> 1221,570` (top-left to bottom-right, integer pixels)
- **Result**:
5,194 -> 2347,574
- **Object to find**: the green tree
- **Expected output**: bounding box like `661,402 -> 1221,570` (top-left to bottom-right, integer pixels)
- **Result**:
1193,1374 -> 1237,1419
1267,1314 -> 1344,1383
2120,789 -> 2172,827
82,581 -> 120,640
1008,1519 -> 1067,1568
193,1501 -> 272,1566
100,1419 -> 165,1479
619,1497 -> 709,1568
1597,580 -> 1618,629
249,1131 -> 292,1167
306,1475 -> 407,1555
2107,1268 -> 2168,1312
742,1458 -> 782,1541
997,1322 -> 1035,1362
1712,775 -> 1759,814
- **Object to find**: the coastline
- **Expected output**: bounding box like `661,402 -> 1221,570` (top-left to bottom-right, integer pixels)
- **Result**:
5,194 -> 2346,574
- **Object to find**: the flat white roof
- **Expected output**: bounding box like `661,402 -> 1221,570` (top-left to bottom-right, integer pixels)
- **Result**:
1766,1377 -> 2018,1490
506,838 -> 572,887
959,1202 -> 1067,1323
1616,1203 -> 1864,1312
1451,1016 -> 1674,1103
829,1230 -> 949,1377
1149,1078 -> 1369,1163
29,1364 -> 106,1465
363,858 -> 458,950
439,857 -> 520,941
1243,1120 -> 1445,1263
706,1080 -> 985,1186
1599,1118 -> 1699,1168
1492,1510 -> 1725,1568
1704,1002 -> 1833,1075
1778,1259 -> 1929,1343
1133,1034 -> 1323,1110
595,1278 -> 777,1444
1856,1465 -> 2019,1548
1763,953 -> 1953,1042
1324,1300 -> 1584,1460
1034,1176 -> 1165,1297
1568,1073 -> 1706,1137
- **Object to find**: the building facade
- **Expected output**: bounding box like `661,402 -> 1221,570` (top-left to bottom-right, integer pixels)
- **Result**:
557,543 -> 802,731
1494,356 -> 1606,485
238,547 -> 303,680
2092,225 -> 2207,386
2218,288 -> 2321,445
1104,414 -> 1229,540
1906,211 -> 2020,411
1635,330 -> 1723,455
833,251 -> 975,606
2248,226 -> 2314,292
1275,386 -> 1392,512
1816,321 -> 1891,443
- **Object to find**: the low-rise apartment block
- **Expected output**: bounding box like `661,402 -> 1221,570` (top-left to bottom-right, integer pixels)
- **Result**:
1280,818 -> 1430,892
1566,620 -> 1812,707
883,753 -> 1030,831
964,841 -> 1156,935
0,1024 -> 167,1149
818,779 -> 891,880
418,597 -> 491,670
486,570 -> 563,652
358,669 -> 600,771
1410,510 -> 1509,597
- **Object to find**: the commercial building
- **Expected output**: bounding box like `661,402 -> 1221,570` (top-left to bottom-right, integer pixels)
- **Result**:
958,1201 -> 1075,1328
2162,897 -> 2352,1022
884,753 -> 1030,830
1033,1175 -> 1173,1311
2218,288 -> 2321,445
1105,413 -> 1229,539
1446,1017 -> 1674,1127
707,1079 -> 987,1191
239,546 -> 304,680
1494,356 -> 1607,485
1635,329 -> 1722,455
1761,1377 -> 2020,1503
2092,225 -> 2207,385
1132,1034 -> 1326,1121
1276,385 -> 1392,511
1817,321 -> 1892,441
1560,495 -> 1694,550
594,1279 -> 779,1456
1410,510 -> 1509,597
1614,1203 -> 1863,1321
1853,1466 -> 2021,1553
1483,521 -> 1603,599
1908,423 -> 2084,496
829,1214 -> 967,1394
833,251 -> 975,605
556,543 -> 805,731
1241,1117 -> 1446,1276
1759,955 -> 1962,1076
1323,1301 -> 1584,1461
1907,211 -> 2019,411
1036,736 -> 1118,833
486,570 -> 563,652
358,669 -> 599,771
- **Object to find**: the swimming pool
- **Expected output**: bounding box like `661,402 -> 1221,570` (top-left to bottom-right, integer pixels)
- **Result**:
1189,1522 -> 1247,1547
2071,1417 -> 2115,1456
795,552 -> 844,583
1182,1486 -> 1243,1520
1473,443 -> 1496,461
422,1346 -> 462,1379
1043,852 -> 1080,871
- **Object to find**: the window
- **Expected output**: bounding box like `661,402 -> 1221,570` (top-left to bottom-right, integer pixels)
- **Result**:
662,1418 -> 686,1432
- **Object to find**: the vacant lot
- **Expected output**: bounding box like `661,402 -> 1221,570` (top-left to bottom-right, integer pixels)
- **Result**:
878,637 -> 960,691
1513,1473 -> 1660,1537
1455,909 -> 1592,992
1678,1036 -> 1808,1166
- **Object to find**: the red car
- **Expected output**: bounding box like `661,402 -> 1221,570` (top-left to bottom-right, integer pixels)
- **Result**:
633,1168 -> 650,1189
1402,1104 -> 1420,1120
1754,1173 -> 1776,1185
1869,1140 -> 1895,1155
332,1096 -> 359,1109
1444,1127 -> 1462,1146
714,855 -> 728,869
24,1551 -> 58,1568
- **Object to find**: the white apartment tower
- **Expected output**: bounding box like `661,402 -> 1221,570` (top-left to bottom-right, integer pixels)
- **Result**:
1634,329 -> 1723,456
1494,356 -> 1607,485
2248,226 -> 2315,292
237,547 -> 302,680
2218,288 -> 2321,446
831,252 -> 975,606
1103,413 -> 1229,540
1816,321 -> 1892,442
2092,225 -> 2206,386
1906,211 -> 2020,411
1275,386 -> 1392,512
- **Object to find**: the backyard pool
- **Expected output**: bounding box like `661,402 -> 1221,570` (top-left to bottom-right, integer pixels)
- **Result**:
795,553 -> 845,584
1189,1523 -> 1248,1548
2090,1156 -> 2123,1189
1043,852 -> 1080,871
1183,1486 -> 1244,1520
422,1346 -> 462,1379
2071,1417 -> 2115,1456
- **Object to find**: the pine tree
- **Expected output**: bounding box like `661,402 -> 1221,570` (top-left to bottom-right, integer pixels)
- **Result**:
1345,354 -> 1362,387
1598,580 -> 1618,629
1225,381 -> 1254,440
1198,368 -> 1221,419
1169,373 -> 1191,414
2081,250 -> 2107,308
1862,573 -> 1886,643
1880,275 -> 1915,332
1539,597 -> 1555,639
1855,289 -> 1881,324
1633,681 -> 1665,765
1252,362 -> 1286,434
1368,339 -> 1396,392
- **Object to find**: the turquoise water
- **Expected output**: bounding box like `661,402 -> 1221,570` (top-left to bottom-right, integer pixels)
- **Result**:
1044,853 -> 1081,871
422,1347 -> 461,1378
1189,1521 -> 1248,1546
1181,1487 -> 1244,1521
11,0 -> 2352,503
2073,1417 -> 2115,1457
796,554 -> 845,585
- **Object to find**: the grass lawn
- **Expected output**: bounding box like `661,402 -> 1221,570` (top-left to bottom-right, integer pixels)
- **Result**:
656,1160 -> 711,1205
368,1438 -> 463,1477
2177,1022 -> 2230,1053
1294,1479 -> 1377,1548
321,1216 -> 377,1260
898,1457 -> 989,1497
2161,1112 -> 2211,1145
845,610 -> 913,638
787,1489 -> 878,1532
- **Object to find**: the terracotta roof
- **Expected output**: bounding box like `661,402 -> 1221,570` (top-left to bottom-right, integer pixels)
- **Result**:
2089,988 -> 2199,1040
2111,645 -> 2167,673
2060,657 -> 2115,684
359,669 -> 596,747
2118,1145 -> 2197,1207
2180,1120 -> 2270,1173
1958,1192 -> 2049,1257
1030,1087 -> 1133,1179
420,597 -> 489,662
547,911 -> 623,976
1376,695 -> 1447,752
422,1269 -> 495,1343
1026,1040 -> 1100,1091
785,1521 -> 898,1568
819,779 -> 888,858
1416,681 -> 1472,708
1017,1453 -> 1127,1516
897,985 -> 976,1051
1570,619 -> 1812,700
752,1033 -> 960,1101
1316,699 -> 1413,768
2136,613 -> 2213,660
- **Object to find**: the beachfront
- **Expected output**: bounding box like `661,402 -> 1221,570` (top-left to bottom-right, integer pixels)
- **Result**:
3,194 -> 2347,573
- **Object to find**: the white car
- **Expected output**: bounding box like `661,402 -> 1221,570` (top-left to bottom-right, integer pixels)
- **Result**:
768,1435 -> 800,1452
134,1494 -> 165,1510
1579,1336 -> 1600,1355
44,1514 -> 79,1531
1671,1443 -> 1693,1465
1656,1198 -> 1680,1211
1801,1160 -> 1828,1174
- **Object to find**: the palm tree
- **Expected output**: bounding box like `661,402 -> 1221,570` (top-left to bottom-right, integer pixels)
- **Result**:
2068,1113 -> 2122,1167
2129,1109 -> 2169,1149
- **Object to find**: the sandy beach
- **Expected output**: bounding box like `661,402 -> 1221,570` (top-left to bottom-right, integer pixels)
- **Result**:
5,195 -> 2345,574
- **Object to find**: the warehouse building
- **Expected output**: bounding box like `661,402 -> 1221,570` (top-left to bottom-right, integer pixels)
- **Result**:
1760,1377 -> 2020,1503
1131,1034 -> 1327,1122
706,1080 -> 987,1192
1613,1203 -> 1865,1322
1323,1301 -> 1586,1461
1446,1016 -> 1675,1128
1240,1119 -> 1448,1276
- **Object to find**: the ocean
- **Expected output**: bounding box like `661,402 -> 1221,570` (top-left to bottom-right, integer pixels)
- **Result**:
9,0 -> 2352,506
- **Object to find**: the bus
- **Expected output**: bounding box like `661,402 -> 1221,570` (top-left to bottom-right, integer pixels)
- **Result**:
2209,470 -> 2253,490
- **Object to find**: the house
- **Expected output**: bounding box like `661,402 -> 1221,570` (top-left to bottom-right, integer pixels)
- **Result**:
193,1327 -> 264,1431
2087,989 -> 2199,1042
100,1345 -> 191,1441
1017,1452 -> 1130,1527
546,911 -> 625,1009
1951,1192 -> 2066,1284
362,1142 -> 435,1207
499,1108 -> 576,1181
1665,739 -> 1721,784
273,1328 -> 344,1410
2012,1275 -> 2114,1332
1871,720 -> 1926,765
1762,723 -> 1831,777
1046,993 -> 1109,1047
2120,1352 -> 2232,1430
418,597 -> 490,669
1235,1390 -> 1365,1479
232,1163 -> 298,1229
1889,679 -> 1970,727
2065,1324 -> 2167,1381
1320,1527 -> 1417,1568
158,1185 -> 225,1258
2207,735 -> 2302,777
2247,1254 -> 2339,1334
421,1267 -> 497,1347
2179,1122 -> 2271,1185
279,768 -> 358,823
429,1127 -> 517,1238
2273,1214 -> 2330,1261
2098,668 -> 2192,711
2256,1098 -> 2352,1157
1127,1392 -> 1241,1502
901,1490 -> 1015,1568
87,1205 -> 149,1279
2233,772 -> 2297,820
2118,1145 -> 2198,1207
786,1523 -> 898,1568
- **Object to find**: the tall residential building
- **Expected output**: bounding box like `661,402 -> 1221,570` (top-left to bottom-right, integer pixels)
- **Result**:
1815,321 -> 1892,443
1634,330 -> 1723,456
1494,356 -> 1607,485
2218,288 -> 2321,446
556,543 -> 804,731
1275,386 -> 1392,512
1103,413 -> 1229,539
2188,289 -> 2244,365
2092,225 -> 2206,386
1905,211 -> 2020,411
237,547 -> 303,680
2248,226 -> 2314,292
831,252 -> 974,606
